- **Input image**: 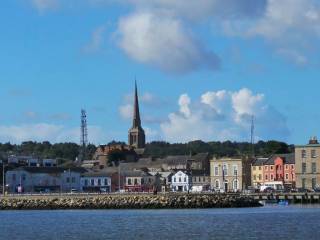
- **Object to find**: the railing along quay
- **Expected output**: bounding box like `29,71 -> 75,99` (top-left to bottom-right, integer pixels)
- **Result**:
242,192 -> 320,204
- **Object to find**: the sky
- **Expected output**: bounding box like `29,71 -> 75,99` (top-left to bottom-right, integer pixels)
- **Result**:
1,0 -> 320,145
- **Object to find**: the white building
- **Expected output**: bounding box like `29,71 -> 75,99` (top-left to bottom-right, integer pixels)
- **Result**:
171,171 -> 192,192
80,172 -> 112,192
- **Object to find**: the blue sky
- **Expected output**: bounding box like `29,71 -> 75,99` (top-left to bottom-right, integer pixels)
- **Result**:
1,0 -> 320,145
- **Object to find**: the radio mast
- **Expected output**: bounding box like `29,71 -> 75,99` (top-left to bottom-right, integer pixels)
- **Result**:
80,109 -> 88,162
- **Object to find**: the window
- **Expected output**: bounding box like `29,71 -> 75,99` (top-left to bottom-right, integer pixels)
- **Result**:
84,179 -> 88,186
173,177 -> 176,182
215,180 -> 220,188
72,177 -> 75,183
198,177 -> 201,182
285,173 -> 289,180
302,149 -> 306,158
149,178 -> 152,183
223,164 -> 228,176
258,174 -> 262,180
22,174 -> 26,181
271,174 -> 274,180
312,178 -> 317,189
134,179 -> 138,185
311,150 -> 317,158
233,165 -> 238,176
265,166 -> 268,171
285,165 -> 289,170
184,177 -> 187,182
302,178 -> 306,189
203,177 -> 205,182
141,178 -> 144,184
179,177 -> 181,182
66,177 -> 70,183
128,178 -> 132,185
214,166 -> 219,176
258,166 -> 261,170
91,179 -> 94,186
104,178 -> 108,186
265,175 -> 268,180
253,166 -> 256,171
291,165 -> 294,169
302,163 -> 307,173
233,179 -> 238,190
312,162 -> 317,173
253,175 -> 256,180
98,179 -> 101,186
270,166 -> 274,170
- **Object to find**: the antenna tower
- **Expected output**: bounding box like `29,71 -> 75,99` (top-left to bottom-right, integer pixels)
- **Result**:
80,109 -> 88,162
250,115 -> 255,157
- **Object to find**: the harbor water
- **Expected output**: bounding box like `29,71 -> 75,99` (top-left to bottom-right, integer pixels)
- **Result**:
0,205 -> 319,240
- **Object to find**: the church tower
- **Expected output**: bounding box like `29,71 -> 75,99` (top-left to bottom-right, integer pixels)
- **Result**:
128,81 -> 145,149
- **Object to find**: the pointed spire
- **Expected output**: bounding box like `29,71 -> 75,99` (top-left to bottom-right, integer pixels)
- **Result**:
133,79 -> 141,128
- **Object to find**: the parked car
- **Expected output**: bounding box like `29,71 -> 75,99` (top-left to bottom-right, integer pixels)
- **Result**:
263,187 -> 275,193
297,188 -> 314,193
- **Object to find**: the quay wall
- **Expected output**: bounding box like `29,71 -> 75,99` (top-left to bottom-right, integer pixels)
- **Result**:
0,194 -> 261,210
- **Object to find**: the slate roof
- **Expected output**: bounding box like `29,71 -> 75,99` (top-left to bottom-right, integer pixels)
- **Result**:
252,158 -> 268,166
12,167 -> 86,174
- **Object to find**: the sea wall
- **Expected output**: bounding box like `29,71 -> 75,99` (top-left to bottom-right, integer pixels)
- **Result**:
0,194 -> 262,210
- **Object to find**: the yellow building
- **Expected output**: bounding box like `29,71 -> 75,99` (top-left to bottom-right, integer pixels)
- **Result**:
251,158 -> 268,187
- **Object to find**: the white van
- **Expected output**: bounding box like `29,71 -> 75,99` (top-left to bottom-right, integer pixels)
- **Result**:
260,181 -> 284,192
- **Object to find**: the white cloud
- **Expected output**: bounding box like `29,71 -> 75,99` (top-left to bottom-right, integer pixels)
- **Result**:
178,94 -> 191,118
160,88 -> 290,143
82,25 -> 107,53
0,123 -> 105,144
119,104 -> 133,119
116,11 -> 220,74
31,0 -> 59,13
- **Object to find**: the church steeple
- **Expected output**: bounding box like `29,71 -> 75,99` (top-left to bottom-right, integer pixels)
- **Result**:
132,80 -> 141,128
128,80 -> 145,149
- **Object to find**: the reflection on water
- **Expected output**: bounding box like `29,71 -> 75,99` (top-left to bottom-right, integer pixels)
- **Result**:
0,205 -> 320,240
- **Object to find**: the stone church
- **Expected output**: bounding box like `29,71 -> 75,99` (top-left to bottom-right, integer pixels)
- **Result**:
128,81 -> 146,152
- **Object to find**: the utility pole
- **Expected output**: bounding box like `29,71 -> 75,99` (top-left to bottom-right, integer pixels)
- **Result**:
118,162 -> 121,192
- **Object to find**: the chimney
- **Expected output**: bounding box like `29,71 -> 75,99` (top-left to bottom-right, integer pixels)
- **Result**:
309,136 -> 319,144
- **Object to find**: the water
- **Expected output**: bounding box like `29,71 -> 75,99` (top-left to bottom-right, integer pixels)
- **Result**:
0,205 -> 320,240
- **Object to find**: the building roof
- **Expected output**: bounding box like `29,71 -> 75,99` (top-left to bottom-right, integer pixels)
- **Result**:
11,167 -> 86,174
271,153 -> 295,164
81,170 -> 113,177
122,170 -> 151,177
252,158 -> 268,166
191,169 -> 209,176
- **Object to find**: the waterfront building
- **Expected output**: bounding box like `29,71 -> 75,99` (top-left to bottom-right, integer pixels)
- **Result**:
251,158 -> 268,187
210,157 -> 251,192
191,169 -> 211,191
171,170 -> 191,192
80,171 -> 112,192
295,137 -> 320,189
5,167 -> 85,193
128,81 -> 145,152
124,170 -> 160,192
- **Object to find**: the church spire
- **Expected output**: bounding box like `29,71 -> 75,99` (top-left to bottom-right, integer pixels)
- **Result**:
132,79 -> 141,128
128,79 -> 145,149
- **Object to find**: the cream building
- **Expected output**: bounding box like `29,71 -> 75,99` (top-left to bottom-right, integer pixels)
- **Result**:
295,137 -> 320,189
210,157 -> 251,192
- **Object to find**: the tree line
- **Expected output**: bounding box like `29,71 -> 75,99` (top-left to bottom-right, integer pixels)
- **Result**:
0,140 -> 293,163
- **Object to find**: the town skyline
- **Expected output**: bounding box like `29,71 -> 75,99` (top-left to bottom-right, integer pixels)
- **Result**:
1,1 -> 320,145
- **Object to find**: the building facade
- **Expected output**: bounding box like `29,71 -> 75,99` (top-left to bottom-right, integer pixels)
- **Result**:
210,158 -> 251,192
124,170 -> 160,192
295,137 -> 320,189
251,158 -> 268,187
5,167 -> 84,193
80,172 -> 112,192
171,171 -> 191,192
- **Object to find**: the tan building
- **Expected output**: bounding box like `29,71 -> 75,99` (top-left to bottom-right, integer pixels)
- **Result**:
295,137 -> 320,189
251,158 -> 268,187
210,157 -> 251,192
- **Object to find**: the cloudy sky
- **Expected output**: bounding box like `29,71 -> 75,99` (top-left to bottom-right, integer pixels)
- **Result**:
1,0 -> 320,145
